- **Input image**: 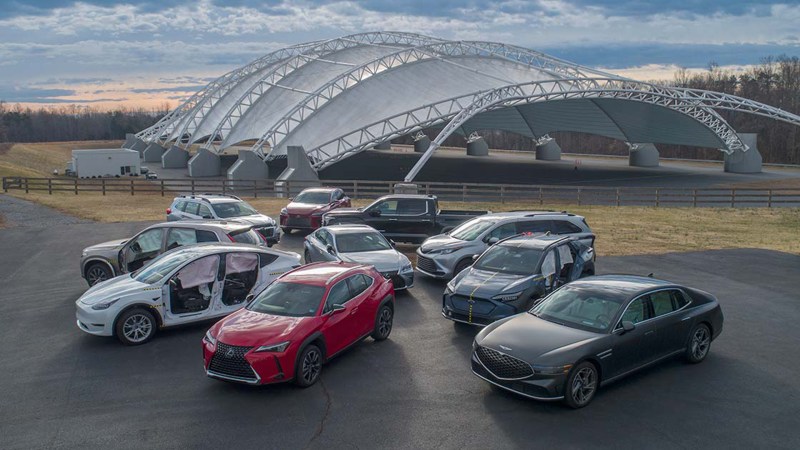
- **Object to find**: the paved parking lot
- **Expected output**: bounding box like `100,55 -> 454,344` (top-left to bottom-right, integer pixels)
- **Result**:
1,222 -> 799,449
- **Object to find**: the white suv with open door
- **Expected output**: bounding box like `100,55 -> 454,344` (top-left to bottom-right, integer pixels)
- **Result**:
75,244 -> 301,345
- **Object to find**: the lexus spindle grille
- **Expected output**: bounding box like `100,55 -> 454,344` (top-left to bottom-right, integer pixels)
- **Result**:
416,255 -> 437,273
286,216 -> 311,228
476,346 -> 533,380
209,343 -> 257,382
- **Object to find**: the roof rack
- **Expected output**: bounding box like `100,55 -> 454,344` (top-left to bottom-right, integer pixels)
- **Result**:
495,231 -> 570,246
177,193 -> 242,202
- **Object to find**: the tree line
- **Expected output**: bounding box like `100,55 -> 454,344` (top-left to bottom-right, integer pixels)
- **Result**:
1,55 -> 799,163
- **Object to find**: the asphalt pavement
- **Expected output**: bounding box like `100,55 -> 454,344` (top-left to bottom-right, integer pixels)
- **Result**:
0,222 -> 798,449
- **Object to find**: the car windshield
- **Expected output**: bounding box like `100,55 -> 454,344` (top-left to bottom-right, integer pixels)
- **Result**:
229,229 -> 265,245
133,250 -> 200,284
336,232 -> 392,253
473,245 -> 543,275
247,281 -> 325,317
293,191 -> 331,204
211,201 -> 258,218
449,218 -> 498,241
530,284 -> 625,332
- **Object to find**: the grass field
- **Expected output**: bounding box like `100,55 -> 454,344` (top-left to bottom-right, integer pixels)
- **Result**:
4,190 -> 799,257
0,141 -> 123,178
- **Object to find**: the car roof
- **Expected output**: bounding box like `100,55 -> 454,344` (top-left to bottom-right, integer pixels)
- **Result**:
497,233 -> 575,249
147,220 -> 252,232
164,242 -> 266,255
324,224 -> 379,234
299,187 -> 338,193
475,211 -> 580,220
174,194 -> 242,204
566,275 -> 680,301
279,261 -> 366,286
376,194 -> 436,201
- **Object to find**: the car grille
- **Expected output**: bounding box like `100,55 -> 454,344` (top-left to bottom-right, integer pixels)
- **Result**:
286,216 -> 311,227
475,346 -> 533,380
416,255 -> 438,273
380,271 -> 406,289
209,343 -> 257,382
450,295 -> 495,315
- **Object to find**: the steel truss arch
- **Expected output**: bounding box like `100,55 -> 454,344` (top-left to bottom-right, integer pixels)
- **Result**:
200,32 -> 445,152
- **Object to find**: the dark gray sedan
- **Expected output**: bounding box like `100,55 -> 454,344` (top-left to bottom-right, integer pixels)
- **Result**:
471,275 -> 724,408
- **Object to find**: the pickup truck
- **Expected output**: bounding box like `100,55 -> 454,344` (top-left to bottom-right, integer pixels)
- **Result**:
321,194 -> 489,244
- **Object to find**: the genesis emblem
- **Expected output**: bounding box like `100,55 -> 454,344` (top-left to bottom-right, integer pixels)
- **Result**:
499,345 -> 512,351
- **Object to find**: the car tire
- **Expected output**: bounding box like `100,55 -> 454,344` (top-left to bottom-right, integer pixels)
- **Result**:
115,308 -> 157,346
304,250 -> 313,264
282,227 -> 293,234
371,303 -> 394,341
85,262 -> 112,286
685,323 -> 712,364
452,258 -> 472,278
294,344 -> 323,388
563,361 -> 598,409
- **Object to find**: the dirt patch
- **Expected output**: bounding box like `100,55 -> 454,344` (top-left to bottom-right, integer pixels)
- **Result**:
0,143 -> 12,155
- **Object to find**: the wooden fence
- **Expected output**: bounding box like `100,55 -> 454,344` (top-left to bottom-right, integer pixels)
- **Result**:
3,176 -> 799,207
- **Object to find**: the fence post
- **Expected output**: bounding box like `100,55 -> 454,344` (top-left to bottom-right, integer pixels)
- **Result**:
353,181 -> 359,199
731,189 -> 736,207
768,189 -> 772,208
2,178 -> 6,193
500,186 -> 505,204
48,178 -> 52,195
25,178 -> 29,194
253,180 -> 258,198
160,180 -> 164,197
577,188 -> 582,206
615,189 -> 620,206
130,179 -> 134,196
539,187 -> 543,205
102,179 -> 106,196
655,189 -> 660,207
74,179 -> 78,195
191,179 -> 195,195
462,184 -> 467,202
222,180 -> 227,195
693,189 -> 697,207
390,182 -> 395,195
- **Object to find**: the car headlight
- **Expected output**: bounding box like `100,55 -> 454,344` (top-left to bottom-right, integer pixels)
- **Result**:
445,280 -> 456,294
532,364 -> 573,375
204,330 -> 217,345
255,341 -> 290,353
400,261 -> 413,272
492,291 -> 523,302
428,246 -> 465,255
91,298 -> 119,310
81,249 -> 88,257
280,208 -> 288,215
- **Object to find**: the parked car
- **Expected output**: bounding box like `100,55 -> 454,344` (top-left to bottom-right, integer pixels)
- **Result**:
304,224 -> 414,290
76,244 -> 303,345
417,211 -> 594,279
80,221 -> 270,286
166,194 -> 279,245
321,194 -> 489,244
203,261 -> 394,386
145,172 -> 158,180
442,234 -> 595,326
280,187 -> 351,233
471,275 -> 724,408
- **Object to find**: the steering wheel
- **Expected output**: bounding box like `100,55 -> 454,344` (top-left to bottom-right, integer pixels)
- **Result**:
595,314 -> 611,327
130,242 -> 141,253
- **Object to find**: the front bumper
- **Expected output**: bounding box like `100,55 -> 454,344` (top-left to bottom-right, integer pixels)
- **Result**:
203,339 -> 295,385
75,304 -> 114,337
280,214 -> 323,231
441,293 -> 520,326
415,250 -> 459,279
381,270 -> 415,290
471,351 -> 565,401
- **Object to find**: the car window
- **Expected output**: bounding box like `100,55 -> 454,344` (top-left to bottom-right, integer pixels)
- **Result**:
449,218 -> 497,241
315,229 -> 331,246
347,274 -> 372,297
259,253 -> 278,267
474,244 -> 544,276
175,201 -> 188,212
672,290 -> 691,309
552,220 -> 582,234
166,228 -> 197,250
196,230 -> 218,243
248,281 -> 324,317
620,297 -> 651,325
487,222 -> 517,240
198,204 -> 213,218
229,229 -> 263,245
540,249 -> 556,278
650,291 -> 677,317
397,199 -> 427,215
133,228 -> 164,253
531,284 -> 626,332
333,190 -> 344,201
336,232 -> 391,253
325,280 -> 352,309
516,220 -> 553,234
374,200 -> 398,214
184,202 -> 200,215
211,201 -> 258,218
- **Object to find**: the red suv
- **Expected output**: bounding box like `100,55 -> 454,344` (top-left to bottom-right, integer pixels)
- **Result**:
203,262 -> 394,387
280,187 -> 351,233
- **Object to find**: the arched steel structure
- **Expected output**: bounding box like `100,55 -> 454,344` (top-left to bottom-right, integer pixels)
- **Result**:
132,32 -> 800,180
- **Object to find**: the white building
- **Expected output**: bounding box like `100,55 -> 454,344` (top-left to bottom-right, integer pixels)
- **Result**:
69,148 -> 141,178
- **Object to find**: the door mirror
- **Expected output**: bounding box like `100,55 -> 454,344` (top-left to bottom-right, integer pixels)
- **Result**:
621,321 -> 636,333
486,237 -> 499,245
389,239 -> 396,248
472,254 -> 479,262
245,293 -> 255,303
327,245 -> 336,255
369,209 -> 381,217
201,215 -> 213,219
288,197 -> 294,201
328,304 -> 346,314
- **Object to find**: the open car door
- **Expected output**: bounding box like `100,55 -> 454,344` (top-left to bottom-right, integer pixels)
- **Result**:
218,252 -> 260,313
165,254 -> 220,324
568,241 -> 594,280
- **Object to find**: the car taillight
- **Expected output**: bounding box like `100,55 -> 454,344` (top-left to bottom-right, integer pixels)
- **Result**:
166,208 -> 172,214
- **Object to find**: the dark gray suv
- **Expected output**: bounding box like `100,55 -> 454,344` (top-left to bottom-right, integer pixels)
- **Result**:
166,194 -> 279,245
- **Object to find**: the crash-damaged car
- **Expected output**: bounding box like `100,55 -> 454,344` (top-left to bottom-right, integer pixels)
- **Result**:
76,244 -> 301,345
442,233 -> 595,326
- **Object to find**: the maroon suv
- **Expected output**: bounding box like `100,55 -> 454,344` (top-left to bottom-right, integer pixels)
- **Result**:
280,187 -> 351,233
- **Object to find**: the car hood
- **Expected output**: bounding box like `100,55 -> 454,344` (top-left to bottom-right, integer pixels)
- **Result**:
215,309 -> 312,347
339,249 -> 406,272
477,313 -> 602,363
84,239 -> 127,253
285,202 -> 328,215
419,234 -> 470,253
78,275 -> 151,305
323,207 -> 361,217
452,267 -> 539,299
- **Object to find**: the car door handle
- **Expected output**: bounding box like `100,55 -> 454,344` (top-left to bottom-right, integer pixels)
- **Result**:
388,218 -> 398,221
644,330 -> 655,336
350,307 -> 358,315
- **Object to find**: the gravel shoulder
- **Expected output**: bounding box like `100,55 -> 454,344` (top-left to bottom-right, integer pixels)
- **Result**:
0,194 -> 90,227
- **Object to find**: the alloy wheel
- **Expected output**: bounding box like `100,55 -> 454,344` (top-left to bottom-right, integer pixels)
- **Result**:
122,314 -> 153,343
571,366 -> 597,406
378,307 -> 393,337
87,266 -> 109,285
302,348 -> 322,384
691,327 -> 711,360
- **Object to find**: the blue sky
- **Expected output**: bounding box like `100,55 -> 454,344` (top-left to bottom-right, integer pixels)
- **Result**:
0,0 -> 798,109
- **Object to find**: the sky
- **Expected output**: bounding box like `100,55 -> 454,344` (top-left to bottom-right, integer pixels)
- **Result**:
0,0 -> 798,110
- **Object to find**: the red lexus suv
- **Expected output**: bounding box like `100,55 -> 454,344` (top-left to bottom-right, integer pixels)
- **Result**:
280,187 -> 351,233
203,262 -> 394,387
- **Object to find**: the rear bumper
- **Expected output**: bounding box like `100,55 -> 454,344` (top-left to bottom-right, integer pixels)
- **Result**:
471,352 -> 565,401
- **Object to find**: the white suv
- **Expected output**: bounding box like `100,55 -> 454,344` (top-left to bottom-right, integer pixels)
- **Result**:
167,194 -> 279,245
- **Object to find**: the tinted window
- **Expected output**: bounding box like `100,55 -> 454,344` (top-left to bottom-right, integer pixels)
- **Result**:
487,222 -> 517,240
650,291 -> 677,317
211,201 -> 258,218
449,218 -> 497,241
198,204 -> 213,218
259,253 -> 278,267
532,284 -> 626,332
166,228 -> 197,250
620,297 -> 650,324
473,244 -> 544,275
397,199 -> 427,215
672,290 -> 690,309
516,220 -> 553,234
348,274 -> 372,297
373,200 -> 398,214
184,202 -> 200,215
248,281 -> 324,317
336,232 -> 391,253
229,229 -> 263,245
315,229 -> 332,246
294,190 -> 332,204
196,230 -> 218,243
552,220 -> 582,234
325,280 -> 352,309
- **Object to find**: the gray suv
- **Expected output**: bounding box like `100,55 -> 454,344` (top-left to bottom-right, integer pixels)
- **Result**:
166,194 -> 280,245
416,211 -> 593,279
80,221 -> 267,286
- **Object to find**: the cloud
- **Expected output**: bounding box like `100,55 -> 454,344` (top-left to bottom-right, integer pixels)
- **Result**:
0,85 -> 127,103
130,84 -> 206,93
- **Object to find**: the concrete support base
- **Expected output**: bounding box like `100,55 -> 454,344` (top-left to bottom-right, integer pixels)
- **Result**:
188,148 -> 221,177
724,133 -> 762,173
130,138 -> 148,156
413,134 -> 431,153
276,146 -> 320,196
535,139 -> 562,161
162,146 -> 190,169
228,150 -> 270,181
374,141 -> 392,150
143,143 -> 167,163
628,143 -> 660,167
122,133 -> 136,149
393,183 -> 419,194
466,136 -> 489,156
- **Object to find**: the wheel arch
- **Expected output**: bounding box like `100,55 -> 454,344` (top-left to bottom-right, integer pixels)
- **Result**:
82,258 -> 116,278
574,356 -> 603,384
296,331 -> 328,364
112,303 -> 164,336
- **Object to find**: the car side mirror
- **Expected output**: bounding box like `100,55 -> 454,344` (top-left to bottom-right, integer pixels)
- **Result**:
288,197 -> 294,201
472,254 -> 479,262
202,215 -> 213,219
389,240 -> 396,248
369,209 -> 381,217
245,293 -> 255,303
327,245 -> 336,255
486,237 -> 499,244
327,304 -> 345,314
621,321 -> 636,333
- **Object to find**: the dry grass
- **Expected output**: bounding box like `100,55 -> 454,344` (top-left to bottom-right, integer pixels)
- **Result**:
5,191 -> 799,257
0,141 -> 123,178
